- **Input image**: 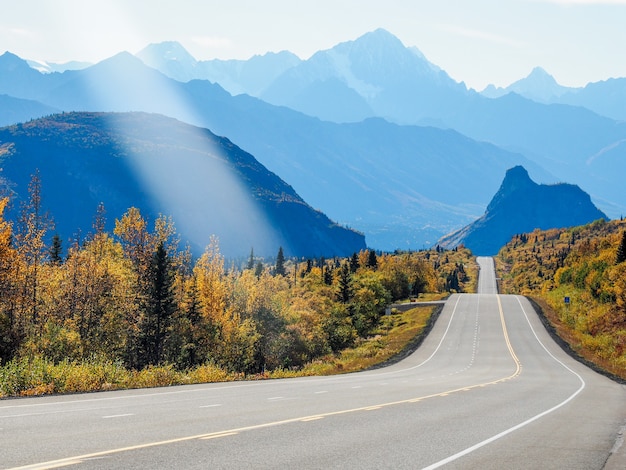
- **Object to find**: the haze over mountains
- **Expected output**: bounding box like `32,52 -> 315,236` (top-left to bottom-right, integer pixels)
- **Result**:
0,28 -> 624,255
0,112 -> 365,258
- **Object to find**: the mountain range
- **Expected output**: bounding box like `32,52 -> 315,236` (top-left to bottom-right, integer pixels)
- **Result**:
128,30 -> 626,218
438,166 -> 608,256
481,67 -> 626,122
0,28 -> 624,254
0,112 -> 365,258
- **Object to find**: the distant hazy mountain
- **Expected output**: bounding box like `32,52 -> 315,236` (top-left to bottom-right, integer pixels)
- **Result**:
0,112 -> 365,258
438,166 -> 607,256
0,94 -> 58,127
260,28 -> 467,123
481,69 -> 626,122
1,45 -> 624,249
0,51 -> 544,250
251,31 -> 626,219
481,67 -> 576,103
136,41 -> 301,96
557,78 -> 626,122
26,59 -> 92,74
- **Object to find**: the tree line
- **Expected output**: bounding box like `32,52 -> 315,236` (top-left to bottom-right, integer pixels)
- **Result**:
0,174 -> 473,374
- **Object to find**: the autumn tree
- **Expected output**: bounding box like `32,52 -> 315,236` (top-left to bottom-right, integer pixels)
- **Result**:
616,231 -> 626,264
14,171 -> 53,335
0,197 -> 21,361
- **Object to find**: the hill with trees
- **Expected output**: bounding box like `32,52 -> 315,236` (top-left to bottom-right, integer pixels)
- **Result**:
497,218 -> 626,380
0,112 -> 365,258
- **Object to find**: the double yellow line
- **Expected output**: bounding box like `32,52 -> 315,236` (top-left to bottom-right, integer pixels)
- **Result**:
10,295 -> 522,470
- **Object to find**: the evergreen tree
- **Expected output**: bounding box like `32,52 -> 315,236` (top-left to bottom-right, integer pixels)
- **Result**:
366,249 -> 378,269
141,241 -> 176,366
349,252 -> 360,273
254,261 -> 264,278
247,247 -> 254,270
617,231 -> 626,265
49,233 -> 63,265
275,246 -> 286,276
323,265 -> 334,285
337,263 -> 353,303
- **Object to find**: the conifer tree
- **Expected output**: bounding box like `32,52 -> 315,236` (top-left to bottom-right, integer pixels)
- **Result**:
338,263 -> 353,303
247,247 -> 255,270
349,252 -> 360,273
140,241 -> 175,366
49,233 -> 63,265
366,249 -> 378,269
275,246 -> 286,276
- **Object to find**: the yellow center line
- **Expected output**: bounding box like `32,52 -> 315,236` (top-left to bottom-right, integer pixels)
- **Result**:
10,294 -> 523,470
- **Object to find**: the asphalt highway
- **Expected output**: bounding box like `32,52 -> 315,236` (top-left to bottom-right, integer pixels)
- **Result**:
2,257 -> 625,469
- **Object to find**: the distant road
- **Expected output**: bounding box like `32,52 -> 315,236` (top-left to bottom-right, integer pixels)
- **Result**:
2,257 -> 625,469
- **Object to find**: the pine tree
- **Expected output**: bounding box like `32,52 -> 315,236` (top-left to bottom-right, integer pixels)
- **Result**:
366,249 -> 378,269
617,231 -> 626,265
349,252 -> 360,273
49,233 -> 63,265
274,246 -> 286,276
140,241 -> 176,366
337,263 -> 353,303
247,247 -> 255,270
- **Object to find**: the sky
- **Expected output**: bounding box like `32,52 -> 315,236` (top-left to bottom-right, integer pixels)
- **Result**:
1,0 -> 625,90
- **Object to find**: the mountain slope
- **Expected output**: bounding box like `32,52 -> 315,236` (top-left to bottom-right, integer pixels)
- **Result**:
0,94 -> 59,127
0,112 -> 365,258
438,166 -> 607,256
0,51 -> 548,250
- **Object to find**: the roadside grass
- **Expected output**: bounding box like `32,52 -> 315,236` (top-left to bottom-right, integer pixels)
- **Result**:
530,295 -> 626,382
0,306 -> 436,398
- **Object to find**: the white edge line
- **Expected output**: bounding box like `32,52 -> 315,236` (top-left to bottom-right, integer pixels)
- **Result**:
422,295 -> 586,470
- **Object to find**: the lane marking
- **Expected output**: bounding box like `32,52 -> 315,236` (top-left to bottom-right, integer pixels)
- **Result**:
7,290 -> 528,470
199,432 -> 238,440
9,366 -> 526,470
422,295 -> 585,470
199,404 -> 222,408
102,414 -> 134,419
314,391 -> 328,394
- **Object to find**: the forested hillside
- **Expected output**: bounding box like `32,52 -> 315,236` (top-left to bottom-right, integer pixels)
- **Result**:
0,183 -> 474,395
497,219 -> 626,379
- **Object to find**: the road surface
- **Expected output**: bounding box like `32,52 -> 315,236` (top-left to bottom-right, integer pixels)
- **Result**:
2,257 -> 625,469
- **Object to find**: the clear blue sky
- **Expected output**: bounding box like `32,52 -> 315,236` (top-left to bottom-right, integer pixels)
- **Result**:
2,0 -> 625,90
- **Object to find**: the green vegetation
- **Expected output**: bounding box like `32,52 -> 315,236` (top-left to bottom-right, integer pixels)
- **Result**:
0,305 -> 437,397
497,218 -> 626,379
0,176 -> 475,397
